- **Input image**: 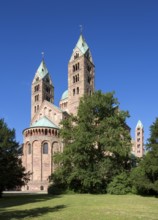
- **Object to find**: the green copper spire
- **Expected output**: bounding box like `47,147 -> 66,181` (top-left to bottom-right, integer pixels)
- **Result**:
136,120 -> 143,129
36,59 -> 49,79
76,34 -> 89,54
32,59 -> 53,85
69,33 -> 93,63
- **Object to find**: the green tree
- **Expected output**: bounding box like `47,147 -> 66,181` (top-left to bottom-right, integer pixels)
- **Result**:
131,118 -> 158,195
107,172 -> 132,195
0,119 -> 30,197
50,91 -> 132,194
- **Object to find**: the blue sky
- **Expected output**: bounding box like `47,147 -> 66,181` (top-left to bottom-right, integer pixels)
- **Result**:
0,0 -> 158,144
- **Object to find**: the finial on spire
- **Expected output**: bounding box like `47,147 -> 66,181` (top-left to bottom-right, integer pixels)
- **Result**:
41,52 -> 45,60
79,24 -> 83,34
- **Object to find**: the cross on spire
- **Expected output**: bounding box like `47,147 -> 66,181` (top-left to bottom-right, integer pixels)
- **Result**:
41,52 -> 45,60
79,24 -> 83,34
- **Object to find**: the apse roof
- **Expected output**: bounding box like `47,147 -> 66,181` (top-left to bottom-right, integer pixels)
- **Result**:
31,116 -> 59,129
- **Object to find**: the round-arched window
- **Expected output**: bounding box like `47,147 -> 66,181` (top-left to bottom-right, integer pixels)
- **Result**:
40,185 -> 44,190
28,143 -> 31,154
42,143 -> 48,154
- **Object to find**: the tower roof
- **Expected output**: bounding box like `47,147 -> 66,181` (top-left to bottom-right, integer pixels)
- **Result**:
31,116 -> 59,129
136,120 -> 143,129
76,34 -> 89,54
37,59 -> 48,78
33,59 -> 53,84
69,34 -> 93,63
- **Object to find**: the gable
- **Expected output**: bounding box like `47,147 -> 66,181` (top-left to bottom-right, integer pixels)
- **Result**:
31,100 -> 63,127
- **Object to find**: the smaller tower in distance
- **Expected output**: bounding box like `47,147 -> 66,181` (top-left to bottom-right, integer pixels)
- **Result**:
134,120 -> 144,157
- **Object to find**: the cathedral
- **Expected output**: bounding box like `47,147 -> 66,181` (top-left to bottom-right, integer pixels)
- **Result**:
22,34 -> 144,191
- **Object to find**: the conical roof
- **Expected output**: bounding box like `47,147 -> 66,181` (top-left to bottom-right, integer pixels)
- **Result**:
76,34 -> 89,54
136,120 -> 143,129
33,59 -> 53,84
31,116 -> 59,129
36,60 -> 49,78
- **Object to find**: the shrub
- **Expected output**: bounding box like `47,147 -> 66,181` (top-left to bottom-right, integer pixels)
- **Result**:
107,172 -> 132,195
48,183 -> 66,195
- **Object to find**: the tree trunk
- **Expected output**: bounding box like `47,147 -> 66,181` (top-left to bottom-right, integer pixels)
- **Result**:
0,190 -> 3,198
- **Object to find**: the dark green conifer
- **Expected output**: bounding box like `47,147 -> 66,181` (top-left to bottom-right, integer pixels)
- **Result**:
0,119 -> 30,197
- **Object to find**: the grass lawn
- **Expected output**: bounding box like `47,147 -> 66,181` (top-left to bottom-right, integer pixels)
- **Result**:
0,193 -> 158,220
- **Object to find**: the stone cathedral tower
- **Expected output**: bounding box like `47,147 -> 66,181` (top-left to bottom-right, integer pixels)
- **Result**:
67,34 -> 95,115
134,120 -> 144,157
31,59 -> 54,121
132,120 -> 144,157
22,60 -> 64,191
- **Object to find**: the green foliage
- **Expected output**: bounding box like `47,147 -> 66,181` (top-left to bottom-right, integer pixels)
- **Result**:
107,172 -> 132,195
48,184 -> 65,195
48,168 -> 67,195
0,119 -> 30,197
146,117 -> 158,152
50,91 -> 132,194
131,118 -> 158,195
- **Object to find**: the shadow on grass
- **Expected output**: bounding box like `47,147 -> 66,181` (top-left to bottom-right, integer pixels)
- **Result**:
0,194 -> 61,209
0,204 -> 66,220
139,194 -> 158,198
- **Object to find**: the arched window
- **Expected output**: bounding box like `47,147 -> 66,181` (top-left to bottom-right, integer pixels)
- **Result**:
73,88 -> 75,96
74,53 -> 79,59
40,185 -> 44,190
42,143 -> 48,154
75,75 -> 77,82
73,76 -> 75,83
28,143 -> 31,154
